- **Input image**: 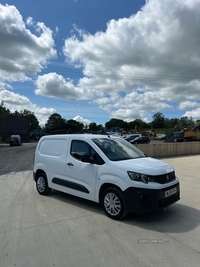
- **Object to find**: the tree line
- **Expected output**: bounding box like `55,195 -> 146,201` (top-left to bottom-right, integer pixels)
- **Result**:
105,114 -> 199,134
0,101 -> 199,134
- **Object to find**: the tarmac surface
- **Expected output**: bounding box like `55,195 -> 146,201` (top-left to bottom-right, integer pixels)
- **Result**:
0,142 -> 199,267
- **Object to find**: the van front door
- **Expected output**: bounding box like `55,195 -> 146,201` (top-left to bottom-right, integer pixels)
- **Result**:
64,140 -> 98,201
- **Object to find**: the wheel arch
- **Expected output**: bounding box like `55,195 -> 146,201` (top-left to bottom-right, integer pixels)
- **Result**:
35,169 -> 46,178
99,183 -> 124,203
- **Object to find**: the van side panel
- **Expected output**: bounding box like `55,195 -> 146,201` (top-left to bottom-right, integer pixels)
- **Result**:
36,138 -> 69,190
39,139 -> 66,157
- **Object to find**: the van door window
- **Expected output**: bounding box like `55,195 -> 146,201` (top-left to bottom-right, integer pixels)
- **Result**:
70,140 -> 104,165
71,140 -> 89,160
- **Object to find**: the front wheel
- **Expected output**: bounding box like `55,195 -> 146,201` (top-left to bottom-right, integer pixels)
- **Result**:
36,173 -> 51,195
101,188 -> 128,220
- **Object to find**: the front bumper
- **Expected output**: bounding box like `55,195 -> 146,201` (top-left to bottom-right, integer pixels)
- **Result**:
124,183 -> 180,213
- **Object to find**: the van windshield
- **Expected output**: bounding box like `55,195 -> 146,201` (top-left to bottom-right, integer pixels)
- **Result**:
92,137 -> 146,161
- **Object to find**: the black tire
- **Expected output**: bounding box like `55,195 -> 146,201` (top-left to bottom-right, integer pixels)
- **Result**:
35,135 -> 40,140
36,173 -> 51,195
101,187 -> 128,220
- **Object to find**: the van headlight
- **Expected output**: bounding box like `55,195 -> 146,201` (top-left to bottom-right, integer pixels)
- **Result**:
128,171 -> 150,184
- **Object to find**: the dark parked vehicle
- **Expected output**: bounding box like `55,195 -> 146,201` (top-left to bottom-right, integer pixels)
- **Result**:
30,129 -> 49,140
159,133 -> 174,140
124,134 -> 142,142
10,137 -> 21,146
131,136 -> 150,144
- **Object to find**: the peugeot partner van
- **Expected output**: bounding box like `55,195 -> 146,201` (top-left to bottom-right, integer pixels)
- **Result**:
33,134 -> 180,220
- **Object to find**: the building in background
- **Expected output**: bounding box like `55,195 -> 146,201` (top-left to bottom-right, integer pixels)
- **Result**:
0,115 -> 30,142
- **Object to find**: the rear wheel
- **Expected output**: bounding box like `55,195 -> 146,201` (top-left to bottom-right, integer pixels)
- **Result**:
101,187 -> 128,220
35,135 -> 40,140
36,173 -> 51,195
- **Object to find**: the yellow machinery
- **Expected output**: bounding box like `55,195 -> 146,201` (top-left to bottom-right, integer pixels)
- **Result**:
183,126 -> 200,139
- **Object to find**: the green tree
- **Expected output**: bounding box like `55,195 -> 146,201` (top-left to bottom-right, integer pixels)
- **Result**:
45,113 -> 66,132
180,116 -> 195,128
152,112 -> 165,129
13,109 -> 39,131
88,122 -> 103,133
66,119 -> 83,133
12,110 -> 20,117
44,113 -> 84,134
88,122 -> 99,132
105,118 -> 127,130
128,119 -> 147,130
143,121 -> 151,129
165,118 -> 179,129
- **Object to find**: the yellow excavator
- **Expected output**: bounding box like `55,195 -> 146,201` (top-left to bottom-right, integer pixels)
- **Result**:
173,125 -> 200,141
183,125 -> 200,139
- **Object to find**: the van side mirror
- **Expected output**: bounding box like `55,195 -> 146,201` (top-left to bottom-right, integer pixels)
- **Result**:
81,154 -> 95,164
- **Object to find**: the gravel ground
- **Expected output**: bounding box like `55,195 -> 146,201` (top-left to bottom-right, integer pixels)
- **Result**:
0,142 -> 37,174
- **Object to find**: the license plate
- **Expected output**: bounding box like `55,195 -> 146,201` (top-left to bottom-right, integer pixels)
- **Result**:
165,187 -> 177,198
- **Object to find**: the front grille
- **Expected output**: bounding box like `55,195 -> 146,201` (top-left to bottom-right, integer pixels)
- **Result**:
149,171 -> 176,184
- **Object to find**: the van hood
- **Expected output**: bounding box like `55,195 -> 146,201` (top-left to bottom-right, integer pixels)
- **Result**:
109,157 -> 174,175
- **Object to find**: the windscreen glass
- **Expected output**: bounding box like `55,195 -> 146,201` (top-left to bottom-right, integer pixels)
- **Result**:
92,137 -> 145,161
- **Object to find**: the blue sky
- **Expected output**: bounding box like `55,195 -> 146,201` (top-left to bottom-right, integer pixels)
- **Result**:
0,0 -> 200,126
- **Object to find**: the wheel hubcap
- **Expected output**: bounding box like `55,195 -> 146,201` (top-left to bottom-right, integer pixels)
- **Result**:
37,177 -> 45,192
104,193 -> 121,216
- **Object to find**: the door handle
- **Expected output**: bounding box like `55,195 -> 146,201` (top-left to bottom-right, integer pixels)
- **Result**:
67,162 -> 73,166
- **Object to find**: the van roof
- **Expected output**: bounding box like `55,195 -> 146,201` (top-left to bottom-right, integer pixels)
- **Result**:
40,134 -> 111,140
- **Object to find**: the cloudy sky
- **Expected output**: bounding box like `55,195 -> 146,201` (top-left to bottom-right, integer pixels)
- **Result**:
0,0 -> 200,126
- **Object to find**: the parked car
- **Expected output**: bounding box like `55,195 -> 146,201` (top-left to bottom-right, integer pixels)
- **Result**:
33,134 -> 180,220
124,134 -> 142,142
131,136 -> 150,144
10,135 -> 21,146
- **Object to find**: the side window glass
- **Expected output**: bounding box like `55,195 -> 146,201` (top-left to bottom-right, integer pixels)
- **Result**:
70,140 -> 105,165
90,147 -> 105,165
71,140 -> 89,160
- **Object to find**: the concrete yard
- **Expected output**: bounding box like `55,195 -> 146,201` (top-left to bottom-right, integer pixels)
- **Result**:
0,143 -> 199,267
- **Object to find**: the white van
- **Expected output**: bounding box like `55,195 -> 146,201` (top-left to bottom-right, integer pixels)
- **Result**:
33,134 -> 180,220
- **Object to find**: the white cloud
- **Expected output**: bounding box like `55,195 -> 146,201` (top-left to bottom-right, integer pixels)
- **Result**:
0,4 -> 57,85
55,26 -> 59,34
61,0 -> 200,121
35,72 -> 104,100
73,115 -> 92,126
183,108 -> 200,121
0,89 -> 56,126
26,16 -> 34,26
178,101 -> 200,110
